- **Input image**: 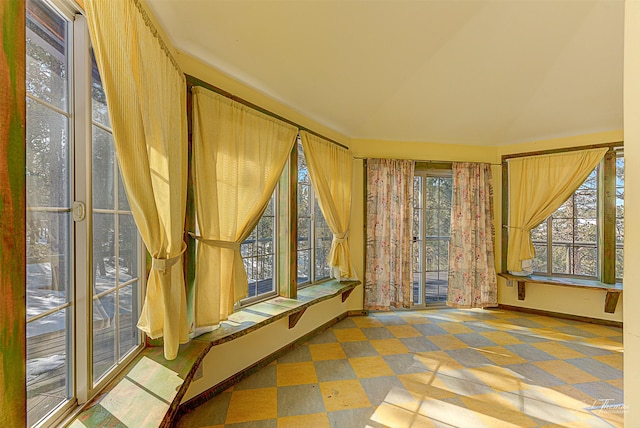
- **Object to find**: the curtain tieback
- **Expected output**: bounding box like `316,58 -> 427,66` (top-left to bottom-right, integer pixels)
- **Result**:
189,232 -> 241,251
508,226 -> 530,231
152,241 -> 187,274
333,230 -> 349,243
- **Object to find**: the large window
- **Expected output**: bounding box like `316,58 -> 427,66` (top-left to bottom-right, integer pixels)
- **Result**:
526,149 -> 623,281
412,171 -> 452,305
26,1 -> 144,426
297,141 -> 332,286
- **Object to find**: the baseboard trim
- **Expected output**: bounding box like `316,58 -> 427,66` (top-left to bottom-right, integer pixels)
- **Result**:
496,304 -> 622,328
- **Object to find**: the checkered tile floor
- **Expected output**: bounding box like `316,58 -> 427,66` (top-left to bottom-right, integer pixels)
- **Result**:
175,308 -> 623,428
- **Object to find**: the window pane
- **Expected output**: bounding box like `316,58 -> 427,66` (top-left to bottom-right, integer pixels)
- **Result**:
119,214 -> 139,282
575,190 -> 597,218
533,244 -> 547,273
26,211 -> 72,312
581,169 -> 597,189
531,221 -> 547,242
552,245 -> 571,275
92,126 -> 116,210
616,248 -> 624,280
93,292 -> 116,382
426,241 -> 438,271
26,309 -> 71,427
575,219 -> 597,244
552,218 -> 573,244
119,283 -> 140,359
574,246 -> 597,277
90,50 -> 111,128
314,198 -> 331,281
298,217 -> 310,251
555,197 -> 574,219
93,213 -> 116,292
297,250 -> 310,284
26,98 -> 70,208
241,194 -> 276,300
26,0 -> 68,111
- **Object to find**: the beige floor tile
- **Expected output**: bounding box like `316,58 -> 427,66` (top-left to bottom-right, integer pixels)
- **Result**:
427,334 -> 468,350
370,402 -> 435,428
475,346 -> 528,366
351,316 -> 384,328
414,350 -> 464,371
225,388 -> 277,424
333,328 -> 367,342
349,356 -> 394,378
397,373 -> 457,400
459,393 -> 538,427
437,321 -> 474,334
277,413 -> 330,428
594,353 -> 624,370
534,360 -> 599,384
370,338 -> 410,355
478,331 -> 524,346
277,361 -> 318,386
319,379 -> 371,411
387,324 -> 422,338
309,343 -> 347,361
531,341 -> 586,359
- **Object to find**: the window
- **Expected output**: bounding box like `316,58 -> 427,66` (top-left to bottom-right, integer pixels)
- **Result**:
241,193 -> 278,303
526,149 -> 623,282
297,141 -> 331,286
412,171 -> 452,305
26,1 -> 144,426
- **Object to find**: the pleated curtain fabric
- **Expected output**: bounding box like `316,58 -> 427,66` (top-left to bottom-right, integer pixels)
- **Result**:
191,87 -> 298,329
85,0 -> 188,359
507,148 -> 607,273
364,158 -> 414,310
300,131 -> 357,280
447,162 -> 497,308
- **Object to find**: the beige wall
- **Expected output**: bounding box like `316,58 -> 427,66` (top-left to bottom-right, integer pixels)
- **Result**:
624,1 -> 640,423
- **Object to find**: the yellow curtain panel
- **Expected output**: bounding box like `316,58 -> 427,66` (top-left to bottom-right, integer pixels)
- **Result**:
507,148 -> 607,274
85,0 -> 189,359
300,131 -> 357,280
191,87 -> 297,328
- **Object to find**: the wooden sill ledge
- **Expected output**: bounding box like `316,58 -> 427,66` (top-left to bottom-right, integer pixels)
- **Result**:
497,272 -> 622,314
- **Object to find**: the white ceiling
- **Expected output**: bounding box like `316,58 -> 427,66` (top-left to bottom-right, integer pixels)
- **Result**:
146,0 -> 624,146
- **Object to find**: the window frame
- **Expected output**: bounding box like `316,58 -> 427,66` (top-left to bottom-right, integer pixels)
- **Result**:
501,144 -> 623,285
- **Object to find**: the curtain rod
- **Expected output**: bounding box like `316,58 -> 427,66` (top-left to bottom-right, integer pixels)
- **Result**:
354,156 -> 502,166
185,75 -> 350,151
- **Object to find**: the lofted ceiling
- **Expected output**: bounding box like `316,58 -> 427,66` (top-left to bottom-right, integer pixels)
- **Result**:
146,0 -> 624,146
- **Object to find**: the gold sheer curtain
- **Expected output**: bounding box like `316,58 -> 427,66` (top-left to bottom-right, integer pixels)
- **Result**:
507,148 -> 607,273
85,0 -> 188,360
300,131 -> 357,280
192,87 -> 297,328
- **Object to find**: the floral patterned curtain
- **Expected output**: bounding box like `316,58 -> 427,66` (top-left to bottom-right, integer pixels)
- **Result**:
447,162 -> 497,308
365,159 -> 415,310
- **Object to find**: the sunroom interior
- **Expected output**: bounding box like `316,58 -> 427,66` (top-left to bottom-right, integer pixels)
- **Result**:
2,0 -> 640,427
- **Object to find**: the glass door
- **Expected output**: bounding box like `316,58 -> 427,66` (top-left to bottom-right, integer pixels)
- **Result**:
413,171 -> 452,306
